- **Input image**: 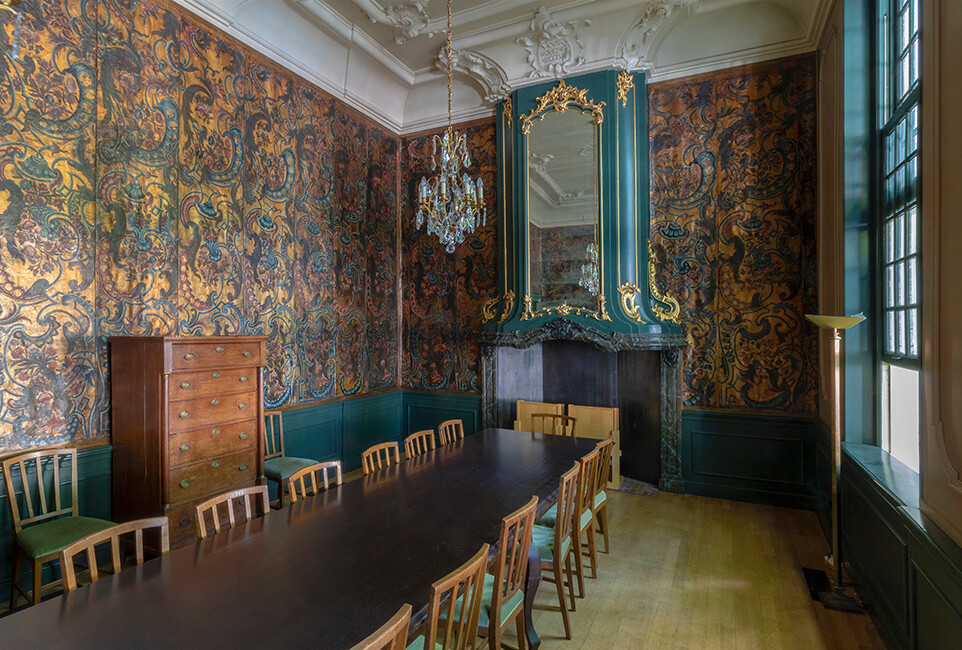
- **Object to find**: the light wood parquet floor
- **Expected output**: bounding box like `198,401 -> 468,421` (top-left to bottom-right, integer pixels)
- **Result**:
503,491 -> 886,650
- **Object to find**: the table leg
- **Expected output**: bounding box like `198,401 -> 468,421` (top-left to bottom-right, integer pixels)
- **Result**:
524,543 -> 542,650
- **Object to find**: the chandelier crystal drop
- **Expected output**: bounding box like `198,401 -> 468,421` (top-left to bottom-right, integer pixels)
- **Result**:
416,0 -> 486,254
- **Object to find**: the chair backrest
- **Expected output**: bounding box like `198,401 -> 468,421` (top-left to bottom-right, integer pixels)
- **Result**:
530,413 -> 577,438
566,405 -> 617,439
286,461 -> 343,504
576,449 -> 600,526
1,448 -> 79,535
362,442 -> 401,475
422,542 -> 489,650
59,517 -> 170,593
263,410 -> 285,460
553,462 -> 580,552
194,485 -> 270,539
437,419 -> 465,446
489,496 -> 538,632
349,603 -> 413,650
593,438 -> 615,499
514,400 -> 563,431
404,430 -> 436,459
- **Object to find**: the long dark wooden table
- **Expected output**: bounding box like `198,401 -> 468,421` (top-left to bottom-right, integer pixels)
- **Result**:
3,428 -> 596,649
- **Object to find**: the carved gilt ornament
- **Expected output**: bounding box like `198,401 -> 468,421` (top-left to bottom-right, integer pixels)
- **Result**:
519,79 -> 605,135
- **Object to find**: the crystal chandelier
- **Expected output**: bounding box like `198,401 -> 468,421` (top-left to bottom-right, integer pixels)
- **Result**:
416,0 -> 486,253
579,242 -> 599,296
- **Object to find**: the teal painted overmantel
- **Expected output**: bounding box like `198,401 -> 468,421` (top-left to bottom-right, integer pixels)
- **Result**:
489,69 -> 682,338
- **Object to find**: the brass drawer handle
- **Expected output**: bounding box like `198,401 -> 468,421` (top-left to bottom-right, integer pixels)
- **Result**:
210,398 -> 220,406
184,352 -> 195,360
239,432 -> 249,440
179,479 -> 191,489
211,428 -> 221,436
179,410 -> 190,419
238,464 -> 248,472
215,345 -> 225,353
238,402 -> 248,409
239,376 -> 249,383
180,381 -> 191,389
243,350 -> 252,358
212,371 -> 221,379
180,443 -> 190,452
210,461 -> 220,469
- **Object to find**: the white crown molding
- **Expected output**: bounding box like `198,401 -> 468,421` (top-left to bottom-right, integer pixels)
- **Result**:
402,105 -> 496,135
355,0 -> 431,44
436,46 -> 512,103
645,35 -> 816,83
618,0 -> 699,72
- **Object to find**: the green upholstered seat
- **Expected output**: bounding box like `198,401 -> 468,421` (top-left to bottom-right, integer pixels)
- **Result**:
594,489 -> 607,508
531,523 -> 571,562
263,456 -> 318,481
477,572 -> 525,630
17,516 -> 115,559
535,504 -> 592,531
405,635 -> 443,650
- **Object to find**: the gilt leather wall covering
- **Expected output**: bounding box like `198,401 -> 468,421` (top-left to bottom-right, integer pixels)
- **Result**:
400,122 -> 497,392
0,1 -> 399,450
649,54 -> 818,414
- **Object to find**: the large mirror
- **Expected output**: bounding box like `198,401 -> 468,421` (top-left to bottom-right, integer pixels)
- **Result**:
525,106 -> 601,314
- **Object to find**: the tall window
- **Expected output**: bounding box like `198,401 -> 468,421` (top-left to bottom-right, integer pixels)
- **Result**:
877,0 -> 920,471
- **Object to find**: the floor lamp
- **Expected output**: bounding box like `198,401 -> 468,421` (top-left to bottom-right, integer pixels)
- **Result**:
804,313 -> 865,611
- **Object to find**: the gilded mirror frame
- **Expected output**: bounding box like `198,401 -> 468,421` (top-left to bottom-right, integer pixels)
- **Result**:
519,80 -> 610,322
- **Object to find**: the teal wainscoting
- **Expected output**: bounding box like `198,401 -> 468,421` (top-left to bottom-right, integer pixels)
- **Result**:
841,444 -> 962,650
0,445 -> 112,606
682,410 -> 817,509
403,390 -> 481,440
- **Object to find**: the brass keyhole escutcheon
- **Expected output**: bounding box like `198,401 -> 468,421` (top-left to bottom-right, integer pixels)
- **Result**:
212,371 -> 221,379
238,464 -> 248,471
180,443 -> 190,452
239,376 -> 249,383
210,461 -> 220,469
239,432 -> 249,440
211,428 -> 221,436
179,410 -> 190,419
180,381 -> 191,389
180,479 -> 191,489
184,352 -> 195,360
215,345 -> 225,353
243,350 -> 252,358
238,402 -> 248,409
210,398 -> 220,406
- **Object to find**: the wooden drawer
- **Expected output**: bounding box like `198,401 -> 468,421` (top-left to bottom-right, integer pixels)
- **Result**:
169,421 -> 257,468
170,367 -> 258,401
171,342 -> 262,370
168,449 -> 257,504
168,390 -> 257,433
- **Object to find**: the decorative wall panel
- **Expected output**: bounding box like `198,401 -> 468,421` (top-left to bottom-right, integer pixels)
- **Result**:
0,0 -> 400,451
400,121 -> 498,392
649,54 -> 818,414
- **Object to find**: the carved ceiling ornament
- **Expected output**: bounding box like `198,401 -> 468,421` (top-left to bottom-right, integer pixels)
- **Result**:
619,0 -> 699,71
516,6 -> 590,79
435,45 -> 511,103
363,0 -> 431,44
519,79 -> 605,135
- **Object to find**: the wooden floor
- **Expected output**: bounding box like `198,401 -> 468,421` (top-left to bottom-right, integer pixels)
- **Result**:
504,491 -> 885,650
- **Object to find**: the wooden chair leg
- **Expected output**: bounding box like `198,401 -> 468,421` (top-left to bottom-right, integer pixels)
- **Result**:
31,557 -> 43,606
596,504 -> 610,554
564,553 -> 577,612
554,560 -> 572,639
515,609 -> 527,650
9,550 -> 21,610
573,530 -> 585,599
585,525 -> 598,579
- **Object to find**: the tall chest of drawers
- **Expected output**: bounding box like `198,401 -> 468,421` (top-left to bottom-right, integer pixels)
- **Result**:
110,336 -> 267,546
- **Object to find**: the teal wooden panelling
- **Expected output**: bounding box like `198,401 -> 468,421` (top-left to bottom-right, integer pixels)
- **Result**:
402,391 -> 482,438
0,446 -> 112,601
342,392 -> 405,473
682,410 -> 816,509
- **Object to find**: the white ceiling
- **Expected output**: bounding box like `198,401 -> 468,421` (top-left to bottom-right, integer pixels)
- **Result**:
171,0 -> 831,134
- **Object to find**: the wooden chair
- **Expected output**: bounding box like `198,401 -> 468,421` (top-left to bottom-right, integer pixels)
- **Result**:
566,404 -> 621,489
573,449 -> 600,597
409,543 -> 489,650
532,462 -> 580,638
593,438 -> 615,554
59,517 -> 170,593
362,441 -> 401,475
194,485 -> 270,540
2,448 -> 114,608
285,460 -> 343,504
530,413 -> 577,438
513,400 -> 563,432
437,419 -> 465,445
349,603 -> 413,650
479,495 -> 538,650
404,430 -> 436,459
263,410 -> 320,508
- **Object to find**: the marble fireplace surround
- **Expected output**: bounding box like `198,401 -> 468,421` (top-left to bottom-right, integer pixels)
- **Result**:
480,319 -> 686,491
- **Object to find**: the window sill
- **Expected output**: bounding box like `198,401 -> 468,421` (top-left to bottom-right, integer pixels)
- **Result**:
842,442 -> 920,509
